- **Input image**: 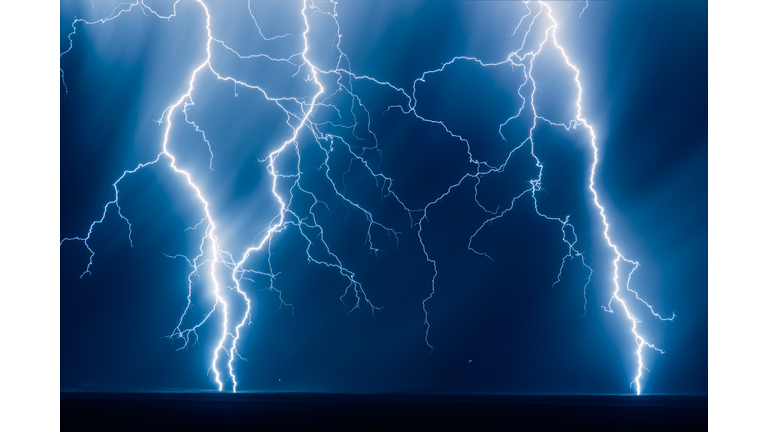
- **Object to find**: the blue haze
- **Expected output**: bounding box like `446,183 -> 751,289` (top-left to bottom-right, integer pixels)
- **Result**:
60,0 -> 706,394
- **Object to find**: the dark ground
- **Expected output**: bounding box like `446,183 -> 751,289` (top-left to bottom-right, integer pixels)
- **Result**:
60,392 -> 707,431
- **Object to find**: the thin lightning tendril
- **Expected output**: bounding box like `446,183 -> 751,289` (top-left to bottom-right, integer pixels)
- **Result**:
61,0 -> 672,394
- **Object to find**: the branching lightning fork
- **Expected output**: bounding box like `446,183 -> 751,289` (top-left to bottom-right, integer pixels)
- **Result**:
61,0 -> 673,394
61,0 -> 398,392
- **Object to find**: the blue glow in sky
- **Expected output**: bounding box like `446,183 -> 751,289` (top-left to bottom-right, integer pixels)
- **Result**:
58,0 -> 706,395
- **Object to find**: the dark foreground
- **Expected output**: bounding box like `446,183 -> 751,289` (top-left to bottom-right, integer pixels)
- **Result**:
61,392 -> 707,431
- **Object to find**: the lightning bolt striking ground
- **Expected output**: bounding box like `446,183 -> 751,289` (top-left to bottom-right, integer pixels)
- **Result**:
61,0 -> 673,394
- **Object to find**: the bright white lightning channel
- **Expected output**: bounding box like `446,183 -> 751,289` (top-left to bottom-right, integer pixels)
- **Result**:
61,0 -> 395,392
61,0 -> 673,394
507,1 -> 674,394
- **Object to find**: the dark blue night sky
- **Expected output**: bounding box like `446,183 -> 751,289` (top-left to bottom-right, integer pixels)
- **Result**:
59,0 -> 707,395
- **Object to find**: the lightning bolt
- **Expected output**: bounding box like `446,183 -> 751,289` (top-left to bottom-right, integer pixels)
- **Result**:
61,0 -> 673,394
503,1 -> 674,394
61,0 -> 397,392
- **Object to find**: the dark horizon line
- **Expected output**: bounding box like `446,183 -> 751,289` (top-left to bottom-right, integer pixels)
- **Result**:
60,388 -> 708,397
